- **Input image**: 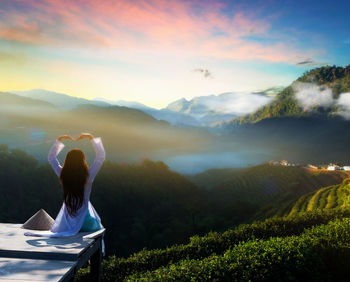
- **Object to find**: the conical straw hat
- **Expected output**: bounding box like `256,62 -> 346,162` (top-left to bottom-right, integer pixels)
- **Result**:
21,208 -> 54,230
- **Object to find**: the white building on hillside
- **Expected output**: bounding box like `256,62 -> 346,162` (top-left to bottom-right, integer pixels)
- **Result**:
328,165 -> 340,171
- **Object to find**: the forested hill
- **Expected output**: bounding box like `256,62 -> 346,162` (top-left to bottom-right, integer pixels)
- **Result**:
227,65 -> 350,125
0,91 -> 57,109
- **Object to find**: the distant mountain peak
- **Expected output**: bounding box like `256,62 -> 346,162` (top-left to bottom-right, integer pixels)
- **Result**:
166,97 -> 190,113
164,88 -> 278,124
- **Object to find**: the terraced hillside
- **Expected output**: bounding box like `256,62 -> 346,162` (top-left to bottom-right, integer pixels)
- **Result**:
187,164 -> 350,227
77,169 -> 350,281
276,178 -> 350,217
191,164 -> 349,221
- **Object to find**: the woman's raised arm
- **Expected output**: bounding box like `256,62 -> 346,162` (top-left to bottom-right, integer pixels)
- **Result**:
76,133 -> 106,182
48,135 -> 73,177
88,137 -> 106,182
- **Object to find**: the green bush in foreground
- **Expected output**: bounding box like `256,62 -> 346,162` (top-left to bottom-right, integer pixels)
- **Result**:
129,218 -> 350,281
77,208 -> 350,281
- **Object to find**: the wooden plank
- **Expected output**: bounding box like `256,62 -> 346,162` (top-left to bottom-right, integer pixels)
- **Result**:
0,257 -> 76,281
0,224 -> 94,261
0,223 -> 105,281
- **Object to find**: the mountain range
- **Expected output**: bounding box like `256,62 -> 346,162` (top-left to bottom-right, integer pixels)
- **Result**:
94,87 -> 284,127
0,91 -> 214,165
7,66 -> 350,129
11,86 -> 284,128
2,65 -> 350,171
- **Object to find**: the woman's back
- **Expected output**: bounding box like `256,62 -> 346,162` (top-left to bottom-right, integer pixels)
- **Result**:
24,134 -> 105,237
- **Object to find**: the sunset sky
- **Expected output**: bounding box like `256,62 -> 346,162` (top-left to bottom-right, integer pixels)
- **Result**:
0,0 -> 349,108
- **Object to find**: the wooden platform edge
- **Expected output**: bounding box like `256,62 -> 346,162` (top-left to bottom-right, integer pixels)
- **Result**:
83,228 -> 105,239
0,249 -> 78,261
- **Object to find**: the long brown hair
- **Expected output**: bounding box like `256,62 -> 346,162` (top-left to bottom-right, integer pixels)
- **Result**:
60,148 -> 89,216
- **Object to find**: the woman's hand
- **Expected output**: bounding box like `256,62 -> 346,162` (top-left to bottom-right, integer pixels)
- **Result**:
57,135 -> 74,142
76,133 -> 94,141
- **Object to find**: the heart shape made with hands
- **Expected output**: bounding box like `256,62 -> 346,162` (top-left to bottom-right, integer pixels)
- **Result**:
59,134 -> 93,142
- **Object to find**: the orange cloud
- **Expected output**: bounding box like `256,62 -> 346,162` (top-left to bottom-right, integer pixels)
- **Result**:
0,0 -> 316,64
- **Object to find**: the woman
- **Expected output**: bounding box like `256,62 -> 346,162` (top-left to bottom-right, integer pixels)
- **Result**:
24,133 -> 105,237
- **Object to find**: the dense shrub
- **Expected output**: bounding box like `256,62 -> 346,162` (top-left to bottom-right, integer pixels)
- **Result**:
130,218 -> 350,281
77,208 -> 350,281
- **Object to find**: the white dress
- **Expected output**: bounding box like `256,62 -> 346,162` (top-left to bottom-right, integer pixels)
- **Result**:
24,137 -> 106,237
